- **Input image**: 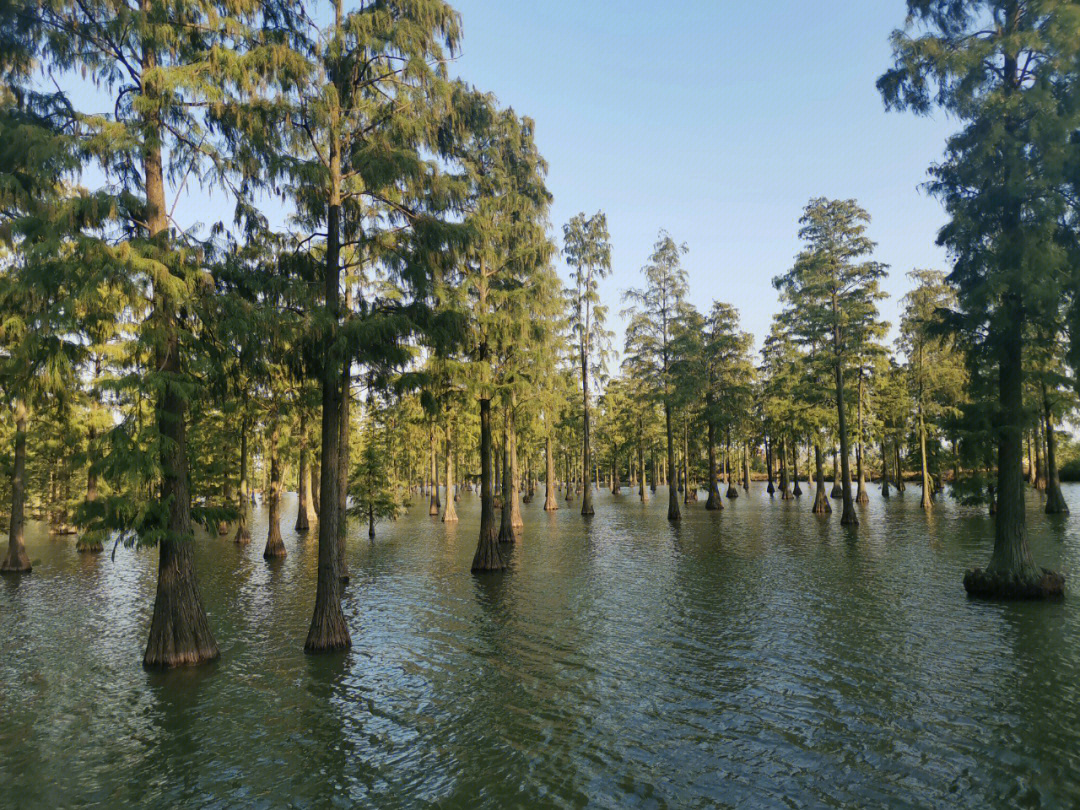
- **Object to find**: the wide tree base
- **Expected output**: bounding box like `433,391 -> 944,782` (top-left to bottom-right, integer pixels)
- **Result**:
963,567 -> 1064,600
304,615 -> 352,654
0,548 -> 31,573
471,537 -> 506,571
726,486 -> 739,499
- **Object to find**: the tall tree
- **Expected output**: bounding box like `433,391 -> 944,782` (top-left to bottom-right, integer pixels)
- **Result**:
563,211 -> 612,517
774,198 -> 888,525
881,0 -> 1075,596
623,231 -> 689,522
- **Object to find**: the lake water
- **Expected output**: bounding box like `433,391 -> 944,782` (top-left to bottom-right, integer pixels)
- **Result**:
1,482 -> 1078,808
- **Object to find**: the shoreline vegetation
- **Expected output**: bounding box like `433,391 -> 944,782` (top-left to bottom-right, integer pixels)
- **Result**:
1,0 -> 1078,664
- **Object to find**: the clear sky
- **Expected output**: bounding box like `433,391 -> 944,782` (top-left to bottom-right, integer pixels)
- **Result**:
443,0 -> 957,356
152,1 -> 957,358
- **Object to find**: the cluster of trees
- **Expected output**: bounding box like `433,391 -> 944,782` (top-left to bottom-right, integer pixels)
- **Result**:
2,0 -> 1079,670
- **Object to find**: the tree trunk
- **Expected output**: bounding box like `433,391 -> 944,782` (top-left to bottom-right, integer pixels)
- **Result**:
581,342 -> 594,517
140,119 -> 217,666
1034,419 -> 1046,491
295,410 -> 317,532
682,422 -> 691,504
742,443 -> 750,491
638,429 -> 649,503
264,412 -> 286,558
919,407 -> 933,511
1,401 -> 31,573
1043,382 -> 1069,514
725,431 -> 738,498
507,400 -> 523,530
544,435 -> 558,511
855,374 -> 868,504
964,306 -> 1060,598
306,74 -> 351,651
765,437 -> 775,495
338,360 -> 351,583
472,397 -> 505,570
880,441 -> 891,498
234,425 -> 251,544
779,438 -> 792,499
705,422 -> 722,509
311,449 -> 321,517
429,426 -> 440,516
894,443 -> 906,492
791,438 -> 801,497
831,448 -> 842,498
665,402 -> 680,520
442,427 -> 458,522
812,443 -> 831,514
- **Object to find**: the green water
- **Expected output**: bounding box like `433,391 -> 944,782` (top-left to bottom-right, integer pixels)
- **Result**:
1,482 -> 1078,808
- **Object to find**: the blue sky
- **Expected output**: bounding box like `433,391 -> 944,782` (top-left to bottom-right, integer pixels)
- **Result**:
153,1 -> 956,358
443,0 -> 957,355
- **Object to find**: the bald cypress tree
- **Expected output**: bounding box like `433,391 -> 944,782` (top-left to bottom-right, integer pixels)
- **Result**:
623,231 -> 689,522
564,211 -> 612,517
881,0 -> 1076,597
774,199 -> 888,526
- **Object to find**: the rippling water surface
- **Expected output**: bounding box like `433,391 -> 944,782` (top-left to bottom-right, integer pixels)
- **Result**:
1,482 -> 1079,808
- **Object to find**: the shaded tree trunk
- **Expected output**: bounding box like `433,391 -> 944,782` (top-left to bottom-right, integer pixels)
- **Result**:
1043,382 -> 1069,515
791,438 -> 801,497
666,402 -> 680,521
812,443 -> 831,514
442,427 -> 458,522
429,426 -> 440,516
880,441 -> 891,498
264,413 -> 286,558
964,304 -> 1060,597
919,407 -> 933,510
779,438 -> 792,499
141,124 -> 217,667
234,425 -> 251,544
295,410 -> 317,532
1,401 -> 31,573
765,437 -> 775,495
305,85 -> 351,651
705,421 -> 722,509
472,397 -> 505,570
544,435 -> 558,511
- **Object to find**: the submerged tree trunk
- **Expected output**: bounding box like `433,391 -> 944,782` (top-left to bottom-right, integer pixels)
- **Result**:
790,437 -> 801,498
442,428 -> 458,522
880,441 -> 891,498
1034,419 -> 1046,491
894,443 -> 906,492
666,402 -> 680,521
311,450 -> 321,517
1043,383 -> 1069,515
295,410 -> 317,532
78,417 -> 104,553
305,96 -> 351,652
779,438 -> 792,499
742,443 -> 750,491
505,400 -> 523,532
919,407 -> 933,511
765,437 -> 775,495
429,426 -> 439,516
234,425 -> 251,544
263,413 -> 286,558
638,427 -> 649,503
1,401 -> 31,573
141,129 -> 217,667
472,397 -> 505,570
964,308 -> 1061,598
831,448 -> 842,498
812,443 -> 831,514
544,435 -> 558,511
855,374 -> 868,505
705,421 -> 722,509
725,433 -> 738,499
682,423 -> 692,504
338,361 -> 351,583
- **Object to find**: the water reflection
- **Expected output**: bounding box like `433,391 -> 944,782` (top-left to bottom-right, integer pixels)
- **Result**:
0,485 -> 1078,807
